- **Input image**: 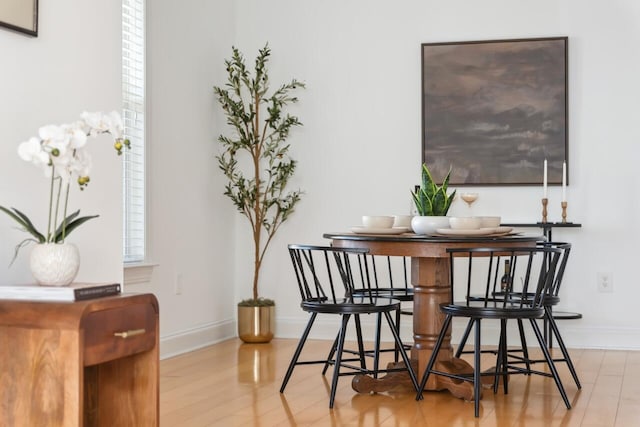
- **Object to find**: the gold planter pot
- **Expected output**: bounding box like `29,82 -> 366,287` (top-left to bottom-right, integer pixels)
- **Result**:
237,305 -> 275,343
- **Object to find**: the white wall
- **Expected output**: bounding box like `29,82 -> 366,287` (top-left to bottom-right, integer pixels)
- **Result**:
143,0 -> 237,357
0,1 -> 123,285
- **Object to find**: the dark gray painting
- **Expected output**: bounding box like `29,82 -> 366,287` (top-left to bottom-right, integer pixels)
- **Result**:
422,37 -> 567,185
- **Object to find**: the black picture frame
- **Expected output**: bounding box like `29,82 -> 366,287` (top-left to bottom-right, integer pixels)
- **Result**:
421,37 -> 568,186
0,0 -> 38,37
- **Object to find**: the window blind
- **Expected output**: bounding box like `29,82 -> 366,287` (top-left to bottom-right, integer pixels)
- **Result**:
122,0 -> 146,263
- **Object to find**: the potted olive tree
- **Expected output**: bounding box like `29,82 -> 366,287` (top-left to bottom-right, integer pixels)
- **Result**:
214,44 -> 305,343
410,162 -> 456,235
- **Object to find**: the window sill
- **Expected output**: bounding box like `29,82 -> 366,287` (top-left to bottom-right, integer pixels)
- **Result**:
124,262 -> 158,286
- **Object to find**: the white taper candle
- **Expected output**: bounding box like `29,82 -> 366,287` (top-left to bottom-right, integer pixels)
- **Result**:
562,161 -> 567,202
543,159 -> 548,198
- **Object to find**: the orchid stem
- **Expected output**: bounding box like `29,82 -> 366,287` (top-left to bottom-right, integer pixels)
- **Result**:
46,166 -> 56,243
61,180 -> 71,242
52,177 -> 62,244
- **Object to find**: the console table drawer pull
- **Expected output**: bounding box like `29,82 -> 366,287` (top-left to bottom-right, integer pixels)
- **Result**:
114,328 -> 146,339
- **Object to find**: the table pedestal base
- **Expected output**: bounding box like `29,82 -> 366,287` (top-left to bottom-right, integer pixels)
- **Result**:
351,357 -> 494,401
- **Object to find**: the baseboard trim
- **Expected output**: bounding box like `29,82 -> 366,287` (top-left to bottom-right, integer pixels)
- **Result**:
160,319 -> 236,359
275,317 -> 640,351
159,317 -> 640,359
549,324 -> 640,350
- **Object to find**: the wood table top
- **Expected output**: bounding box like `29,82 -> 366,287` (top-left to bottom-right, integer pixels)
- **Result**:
323,231 -> 543,244
324,232 -> 544,257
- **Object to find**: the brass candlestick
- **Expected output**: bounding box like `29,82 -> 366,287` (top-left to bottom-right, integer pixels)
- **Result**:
561,201 -> 567,224
541,198 -> 548,223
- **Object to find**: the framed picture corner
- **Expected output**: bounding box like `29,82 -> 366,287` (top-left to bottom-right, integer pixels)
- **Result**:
0,0 -> 39,37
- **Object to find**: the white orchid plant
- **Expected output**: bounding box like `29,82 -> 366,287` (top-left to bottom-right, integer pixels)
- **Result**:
0,111 -> 130,263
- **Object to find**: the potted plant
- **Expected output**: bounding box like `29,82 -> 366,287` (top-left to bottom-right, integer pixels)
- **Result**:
0,112 -> 129,285
213,44 -> 304,343
410,162 -> 456,235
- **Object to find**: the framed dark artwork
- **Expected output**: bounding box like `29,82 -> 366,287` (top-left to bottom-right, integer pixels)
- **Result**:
422,37 -> 567,186
0,0 -> 38,37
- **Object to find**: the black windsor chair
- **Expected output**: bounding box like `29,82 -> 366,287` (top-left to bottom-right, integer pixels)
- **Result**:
280,245 -> 419,408
455,242 -> 581,389
343,254 -> 413,365
415,246 -> 573,417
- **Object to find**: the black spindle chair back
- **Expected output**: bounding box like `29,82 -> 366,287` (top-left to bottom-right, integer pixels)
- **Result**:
416,245 -> 572,417
282,245 -> 418,408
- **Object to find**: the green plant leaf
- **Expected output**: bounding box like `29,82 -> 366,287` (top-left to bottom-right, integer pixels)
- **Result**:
53,213 -> 99,243
9,238 -> 38,266
0,206 -> 46,242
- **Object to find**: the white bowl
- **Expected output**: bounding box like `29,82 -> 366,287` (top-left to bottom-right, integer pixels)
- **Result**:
449,216 -> 482,230
362,215 -> 394,229
393,215 -> 413,228
478,216 -> 501,228
411,216 -> 450,235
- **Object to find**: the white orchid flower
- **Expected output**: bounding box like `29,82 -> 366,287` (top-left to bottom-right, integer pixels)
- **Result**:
17,137 -> 49,167
69,147 -> 92,180
50,151 -> 75,183
38,124 -> 71,158
81,111 -> 125,140
62,122 -> 88,149
81,111 -> 109,136
105,111 -> 124,139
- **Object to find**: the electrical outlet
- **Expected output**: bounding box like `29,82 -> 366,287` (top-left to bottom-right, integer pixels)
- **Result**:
175,272 -> 183,295
597,272 -> 613,293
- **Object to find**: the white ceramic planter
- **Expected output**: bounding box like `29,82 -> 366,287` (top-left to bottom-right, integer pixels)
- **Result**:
30,243 -> 80,286
411,216 -> 450,235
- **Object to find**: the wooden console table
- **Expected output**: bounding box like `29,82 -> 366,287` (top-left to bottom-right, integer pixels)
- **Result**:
0,293 -> 159,426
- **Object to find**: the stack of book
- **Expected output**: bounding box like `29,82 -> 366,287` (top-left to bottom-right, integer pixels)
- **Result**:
0,282 -> 121,302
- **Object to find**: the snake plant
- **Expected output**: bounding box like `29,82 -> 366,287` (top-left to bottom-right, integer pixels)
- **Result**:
411,163 -> 456,216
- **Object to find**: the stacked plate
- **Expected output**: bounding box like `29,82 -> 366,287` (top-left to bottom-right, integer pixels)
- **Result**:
351,226 -> 409,235
434,226 -> 514,237
351,215 -> 410,235
432,216 -> 514,237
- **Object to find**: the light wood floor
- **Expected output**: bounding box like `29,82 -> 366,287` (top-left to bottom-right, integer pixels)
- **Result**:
160,338 -> 640,426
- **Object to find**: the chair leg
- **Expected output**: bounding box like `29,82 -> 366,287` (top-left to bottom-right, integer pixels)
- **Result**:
354,314 -> 367,370
493,327 -> 503,393
546,309 -> 582,389
394,308 -> 401,363
329,314 -> 350,408
474,318 -> 481,417
371,313 -> 383,379
546,306 -> 553,348
416,314 -> 452,400
516,318 -> 531,374
495,319 -> 508,394
323,313 -> 364,376
322,333 -> 340,375
281,313 -> 318,393
455,318 -> 474,358
529,318 -> 572,410
383,311 -> 419,391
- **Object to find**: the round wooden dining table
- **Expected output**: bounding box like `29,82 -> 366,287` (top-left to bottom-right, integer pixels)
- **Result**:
324,231 -> 544,400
